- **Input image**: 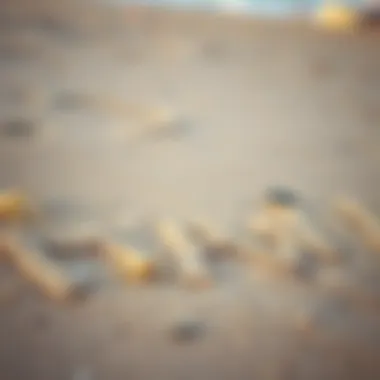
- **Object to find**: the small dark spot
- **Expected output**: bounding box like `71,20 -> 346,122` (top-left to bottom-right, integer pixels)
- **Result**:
32,313 -> 51,331
202,40 -> 227,62
53,91 -> 92,110
169,319 -> 206,343
149,260 -> 177,283
264,186 -> 300,208
204,242 -> 240,262
294,253 -> 319,280
362,8 -> 380,28
0,119 -> 36,138
70,281 -> 98,302
44,241 -> 101,261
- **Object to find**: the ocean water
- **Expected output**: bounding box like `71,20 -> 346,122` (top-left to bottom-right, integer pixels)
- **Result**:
104,0 -> 363,17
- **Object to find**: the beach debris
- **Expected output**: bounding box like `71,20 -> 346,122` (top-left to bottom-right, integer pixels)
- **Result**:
156,219 -> 212,289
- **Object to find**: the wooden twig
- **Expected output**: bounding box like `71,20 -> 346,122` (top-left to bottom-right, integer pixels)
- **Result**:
156,220 -> 211,289
334,197 -> 380,254
101,240 -> 154,284
248,193 -> 338,264
4,239 -> 84,301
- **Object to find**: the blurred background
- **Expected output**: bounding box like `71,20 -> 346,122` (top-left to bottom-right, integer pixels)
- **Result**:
0,0 -> 379,379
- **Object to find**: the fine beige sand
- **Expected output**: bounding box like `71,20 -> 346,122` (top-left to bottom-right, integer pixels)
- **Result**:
0,1 -> 379,379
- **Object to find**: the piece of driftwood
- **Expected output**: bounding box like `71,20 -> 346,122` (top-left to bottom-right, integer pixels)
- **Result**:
3,237 -> 87,301
186,219 -> 239,260
102,240 -> 154,284
334,197 -> 380,254
248,187 -> 338,265
156,219 -> 211,289
0,190 -> 36,224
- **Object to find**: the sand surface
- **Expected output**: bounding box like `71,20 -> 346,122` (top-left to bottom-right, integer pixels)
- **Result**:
0,1 -> 380,379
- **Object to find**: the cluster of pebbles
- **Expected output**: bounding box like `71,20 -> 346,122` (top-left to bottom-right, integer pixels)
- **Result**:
1,186 -> 380,309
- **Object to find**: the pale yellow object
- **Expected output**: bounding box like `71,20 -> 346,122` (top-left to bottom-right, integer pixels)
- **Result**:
6,242 -> 76,301
156,219 -> 193,254
334,197 -> 380,253
247,248 -> 296,280
156,220 -> 211,288
314,3 -> 360,31
248,204 -> 337,264
93,96 -> 176,127
0,190 -> 35,223
103,242 -> 153,283
187,218 -> 225,245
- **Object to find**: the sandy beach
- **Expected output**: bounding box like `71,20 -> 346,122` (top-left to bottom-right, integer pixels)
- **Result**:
0,1 -> 379,379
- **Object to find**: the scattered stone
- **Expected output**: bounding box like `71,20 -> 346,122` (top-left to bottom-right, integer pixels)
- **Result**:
52,91 -> 94,111
69,280 -> 98,302
169,319 -> 206,343
31,312 -> 51,331
186,219 -> 238,261
43,241 -> 101,261
264,186 -> 300,208
0,118 -> 37,138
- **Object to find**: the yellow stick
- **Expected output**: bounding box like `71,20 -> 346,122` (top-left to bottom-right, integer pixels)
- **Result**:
156,220 -> 211,289
0,190 -> 36,223
248,204 -> 338,264
334,197 -> 380,253
6,241 -> 78,301
102,241 -> 153,284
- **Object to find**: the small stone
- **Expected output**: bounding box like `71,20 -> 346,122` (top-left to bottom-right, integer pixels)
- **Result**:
32,313 -> 51,331
0,118 -> 36,138
264,186 -> 300,208
44,241 -> 100,261
69,277 -> 101,302
53,91 -> 93,110
169,319 -> 206,343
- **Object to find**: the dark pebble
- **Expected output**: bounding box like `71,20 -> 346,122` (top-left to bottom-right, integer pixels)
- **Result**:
53,91 -> 92,110
264,186 -> 300,208
44,241 -> 101,261
32,313 -> 51,331
169,319 -> 206,343
0,119 -> 36,138
70,281 -> 99,302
